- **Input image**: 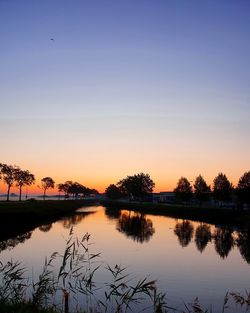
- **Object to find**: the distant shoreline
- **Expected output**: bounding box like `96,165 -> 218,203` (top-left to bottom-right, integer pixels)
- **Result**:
101,200 -> 250,229
0,199 -> 98,241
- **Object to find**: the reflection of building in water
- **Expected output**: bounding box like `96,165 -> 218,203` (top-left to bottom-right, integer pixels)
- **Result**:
174,220 -> 194,247
39,223 -> 53,232
213,228 -> 234,259
195,224 -> 212,253
116,212 -> 155,243
236,229 -> 250,264
0,231 -> 32,253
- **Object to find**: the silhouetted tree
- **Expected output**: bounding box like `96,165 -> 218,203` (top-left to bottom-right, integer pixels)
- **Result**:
105,207 -> 122,220
236,229 -> 250,264
174,177 -> 193,202
60,212 -> 93,229
195,223 -> 212,253
117,212 -> 155,243
1,164 -> 17,201
68,182 -> 86,199
193,175 -> 211,205
90,189 -> 99,195
117,173 -> 155,201
213,173 -> 232,205
57,183 -> 70,199
236,171 -> 250,208
15,168 -> 35,201
41,177 -> 55,200
105,184 -> 123,199
213,228 -> 234,259
174,220 -> 194,247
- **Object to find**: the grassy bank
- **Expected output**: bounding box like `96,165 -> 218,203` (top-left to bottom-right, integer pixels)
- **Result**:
0,199 -> 98,241
101,200 -> 250,229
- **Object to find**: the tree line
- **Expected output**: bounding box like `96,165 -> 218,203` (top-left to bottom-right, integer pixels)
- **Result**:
105,171 -> 250,207
0,163 -> 98,201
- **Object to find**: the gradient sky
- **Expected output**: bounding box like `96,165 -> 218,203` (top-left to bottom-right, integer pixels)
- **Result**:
0,0 -> 249,193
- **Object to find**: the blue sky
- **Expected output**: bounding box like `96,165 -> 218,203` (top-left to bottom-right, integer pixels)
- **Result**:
0,0 -> 249,191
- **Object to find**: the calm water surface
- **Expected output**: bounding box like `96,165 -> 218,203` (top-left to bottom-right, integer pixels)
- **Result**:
1,205 -> 250,312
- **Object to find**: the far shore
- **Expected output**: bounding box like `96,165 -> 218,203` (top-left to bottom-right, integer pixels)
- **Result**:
1,198 -> 250,242
0,199 -> 98,241
101,199 -> 250,229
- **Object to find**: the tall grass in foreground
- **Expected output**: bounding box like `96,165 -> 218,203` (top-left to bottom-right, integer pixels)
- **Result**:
0,230 -> 250,313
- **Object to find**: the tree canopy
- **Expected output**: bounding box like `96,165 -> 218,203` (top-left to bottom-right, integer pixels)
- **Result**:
174,177 -> 193,202
236,171 -> 250,206
193,175 -> 211,204
105,184 -> 123,200
1,164 -> 18,201
213,173 -> 232,203
117,173 -> 155,201
41,177 -> 55,200
15,168 -> 35,201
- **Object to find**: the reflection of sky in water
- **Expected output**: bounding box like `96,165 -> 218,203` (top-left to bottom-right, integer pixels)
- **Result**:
0,205 -> 250,312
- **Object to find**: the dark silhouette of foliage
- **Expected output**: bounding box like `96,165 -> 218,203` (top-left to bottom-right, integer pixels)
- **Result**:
105,184 -> 123,199
104,207 -> 122,220
57,183 -> 67,199
213,227 -> 234,259
117,212 -> 155,243
41,177 -> 55,200
174,220 -> 194,247
213,173 -> 232,204
193,175 -> 211,204
0,164 -> 17,201
174,177 -> 193,202
117,173 -> 155,201
0,232 -> 32,253
39,224 -> 53,232
57,181 -> 98,200
236,171 -> 250,207
195,223 -> 212,253
236,229 -> 250,264
15,168 -> 35,201
60,212 -> 93,229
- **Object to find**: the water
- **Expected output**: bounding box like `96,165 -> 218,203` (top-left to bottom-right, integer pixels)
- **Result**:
0,205 -> 250,312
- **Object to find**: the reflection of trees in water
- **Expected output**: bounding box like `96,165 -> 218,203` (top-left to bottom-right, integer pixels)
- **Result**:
105,207 -> 121,220
174,220 -> 194,247
0,231 -> 32,252
117,212 -> 155,243
39,223 -> 53,232
236,229 -> 250,264
195,224 -> 212,253
213,228 -> 234,259
60,212 -> 93,229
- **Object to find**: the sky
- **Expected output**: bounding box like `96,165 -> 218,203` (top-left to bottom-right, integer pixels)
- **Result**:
0,0 -> 249,193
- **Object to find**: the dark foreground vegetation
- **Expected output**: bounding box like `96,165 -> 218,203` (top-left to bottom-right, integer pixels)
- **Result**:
1,232 -> 250,313
0,199 -> 98,241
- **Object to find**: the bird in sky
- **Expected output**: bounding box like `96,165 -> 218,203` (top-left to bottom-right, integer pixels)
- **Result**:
50,38 -> 55,42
